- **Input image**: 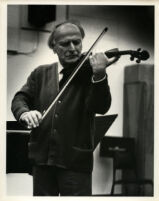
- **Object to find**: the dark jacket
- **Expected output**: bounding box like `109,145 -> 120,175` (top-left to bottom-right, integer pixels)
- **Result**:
11,62 -> 111,172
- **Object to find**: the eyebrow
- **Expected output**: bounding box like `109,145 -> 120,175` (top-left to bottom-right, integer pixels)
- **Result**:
57,39 -> 82,46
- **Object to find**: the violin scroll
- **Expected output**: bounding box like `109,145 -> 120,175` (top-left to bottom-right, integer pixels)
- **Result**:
130,48 -> 150,63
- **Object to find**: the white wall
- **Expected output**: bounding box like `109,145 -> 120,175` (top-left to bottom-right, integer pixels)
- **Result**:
7,5 -> 154,195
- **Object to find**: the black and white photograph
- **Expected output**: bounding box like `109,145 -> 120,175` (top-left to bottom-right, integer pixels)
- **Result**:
0,1 -> 158,200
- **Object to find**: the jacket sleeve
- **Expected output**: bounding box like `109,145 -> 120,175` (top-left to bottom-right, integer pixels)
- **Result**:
11,69 -> 36,121
85,74 -> 112,114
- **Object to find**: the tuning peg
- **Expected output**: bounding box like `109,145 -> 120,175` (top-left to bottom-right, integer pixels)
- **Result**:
130,56 -> 134,61
136,59 -> 141,63
137,48 -> 141,52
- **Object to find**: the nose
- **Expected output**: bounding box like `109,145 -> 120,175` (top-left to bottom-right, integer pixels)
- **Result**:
69,42 -> 76,50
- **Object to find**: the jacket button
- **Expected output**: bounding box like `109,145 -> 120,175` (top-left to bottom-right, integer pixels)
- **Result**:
55,114 -> 58,118
58,100 -> 61,104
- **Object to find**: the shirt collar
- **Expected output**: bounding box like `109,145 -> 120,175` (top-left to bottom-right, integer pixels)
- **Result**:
58,62 -> 63,74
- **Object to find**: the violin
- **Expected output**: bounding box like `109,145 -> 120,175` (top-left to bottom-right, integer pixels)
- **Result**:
105,48 -> 149,64
41,27 -> 150,121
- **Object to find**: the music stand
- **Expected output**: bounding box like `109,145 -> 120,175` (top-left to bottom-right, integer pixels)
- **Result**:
94,114 -> 118,150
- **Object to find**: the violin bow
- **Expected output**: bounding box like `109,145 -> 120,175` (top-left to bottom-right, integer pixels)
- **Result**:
42,27 -> 108,120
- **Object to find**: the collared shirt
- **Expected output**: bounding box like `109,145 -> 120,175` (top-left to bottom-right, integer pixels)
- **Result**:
58,62 -> 63,82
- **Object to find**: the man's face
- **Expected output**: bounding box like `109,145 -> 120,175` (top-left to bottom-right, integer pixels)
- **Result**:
53,23 -> 83,68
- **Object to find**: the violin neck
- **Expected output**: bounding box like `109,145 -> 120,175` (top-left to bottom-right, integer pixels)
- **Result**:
105,49 -> 132,58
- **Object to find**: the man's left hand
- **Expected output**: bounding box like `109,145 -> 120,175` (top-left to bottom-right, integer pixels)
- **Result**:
89,52 -> 119,81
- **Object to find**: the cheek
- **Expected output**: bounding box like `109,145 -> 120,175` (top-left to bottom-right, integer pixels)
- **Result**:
78,44 -> 82,52
56,48 -> 65,57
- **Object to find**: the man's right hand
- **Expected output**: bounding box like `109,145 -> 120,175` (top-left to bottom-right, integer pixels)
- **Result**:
19,110 -> 42,129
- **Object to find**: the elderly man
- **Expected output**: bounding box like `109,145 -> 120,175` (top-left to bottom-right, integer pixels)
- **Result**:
11,20 -> 115,196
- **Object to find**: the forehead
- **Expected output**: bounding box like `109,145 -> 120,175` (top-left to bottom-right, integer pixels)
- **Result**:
54,23 -> 82,42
